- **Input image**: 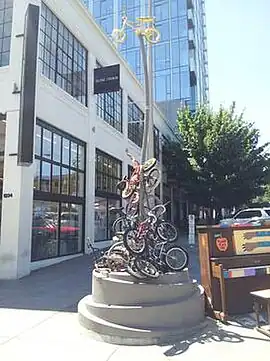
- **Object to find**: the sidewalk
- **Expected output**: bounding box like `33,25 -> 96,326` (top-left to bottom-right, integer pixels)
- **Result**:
0,255 -> 270,360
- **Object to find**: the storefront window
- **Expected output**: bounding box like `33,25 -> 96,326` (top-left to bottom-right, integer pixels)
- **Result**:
95,149 -> 122,240
32,120 -> 86,261
59,203 -> 83,256
94,197 -> 107,241
31,200 -> 59,261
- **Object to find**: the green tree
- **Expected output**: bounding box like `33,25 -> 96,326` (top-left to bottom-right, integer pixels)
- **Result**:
252,184 -> 270,205
165,103 -> 270,211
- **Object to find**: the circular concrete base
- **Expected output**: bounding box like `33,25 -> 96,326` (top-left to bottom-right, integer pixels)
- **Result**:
78,269 -> 206,345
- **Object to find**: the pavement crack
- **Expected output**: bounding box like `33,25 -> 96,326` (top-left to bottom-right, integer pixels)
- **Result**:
106,346 -> 120,361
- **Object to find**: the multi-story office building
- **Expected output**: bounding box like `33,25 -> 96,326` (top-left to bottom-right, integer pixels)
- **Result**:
0,0 -> 175,279
82,0 -> 209,126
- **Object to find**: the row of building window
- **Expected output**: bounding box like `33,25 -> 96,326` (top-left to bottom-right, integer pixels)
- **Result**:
1,2 -> 163,153
0,0 -> 13,67
34,120 -> 86,198
39,3 -> 88,105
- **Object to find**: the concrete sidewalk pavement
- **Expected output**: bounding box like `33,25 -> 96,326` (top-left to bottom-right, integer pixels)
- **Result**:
0,255 -> 270,360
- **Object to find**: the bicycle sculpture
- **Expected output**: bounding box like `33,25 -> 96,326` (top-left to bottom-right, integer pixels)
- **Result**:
111,16 -> 160,44
94,153 -> 189,279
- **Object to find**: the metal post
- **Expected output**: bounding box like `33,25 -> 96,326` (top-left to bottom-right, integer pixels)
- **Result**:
138,34 -> 150,219
159,136 -> 163,202
146,0 -> 154,161
139,34 -> 150,165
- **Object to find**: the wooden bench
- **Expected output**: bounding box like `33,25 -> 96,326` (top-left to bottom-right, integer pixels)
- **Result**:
250,289 -> 270,338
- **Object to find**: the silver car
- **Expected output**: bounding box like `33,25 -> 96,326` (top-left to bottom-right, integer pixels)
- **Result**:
220,208 -> 270,226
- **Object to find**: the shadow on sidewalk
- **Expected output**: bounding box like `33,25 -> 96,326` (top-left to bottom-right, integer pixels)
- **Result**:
163,319 -> 270,356
0,255 -> 94,313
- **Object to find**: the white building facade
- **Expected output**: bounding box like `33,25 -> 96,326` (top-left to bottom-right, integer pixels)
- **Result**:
0,0 -> 175,279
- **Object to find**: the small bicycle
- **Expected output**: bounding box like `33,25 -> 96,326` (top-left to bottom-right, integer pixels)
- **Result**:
112,16 -> 160,44
123,204 -> 178,255
116,152 -> 160,200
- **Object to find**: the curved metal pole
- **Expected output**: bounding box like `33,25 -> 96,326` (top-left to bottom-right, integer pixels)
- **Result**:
138,34 -> 150,165
138,34 -> 150,219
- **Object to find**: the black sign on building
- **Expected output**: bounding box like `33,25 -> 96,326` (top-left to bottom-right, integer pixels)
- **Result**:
94,64 -> 120,94
17,4 -> 40,166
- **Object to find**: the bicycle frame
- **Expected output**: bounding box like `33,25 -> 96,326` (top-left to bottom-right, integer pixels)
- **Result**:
136,213 -> 157,239
148,241 -> 167,266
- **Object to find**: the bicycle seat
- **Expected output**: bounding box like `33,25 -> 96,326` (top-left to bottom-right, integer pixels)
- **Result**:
136,16 -> 155,23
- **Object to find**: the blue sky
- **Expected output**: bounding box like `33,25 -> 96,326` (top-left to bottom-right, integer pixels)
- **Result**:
205,0 -> 270,144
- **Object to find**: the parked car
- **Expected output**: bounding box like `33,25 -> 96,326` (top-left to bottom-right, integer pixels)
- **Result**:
219,208 -> 270,226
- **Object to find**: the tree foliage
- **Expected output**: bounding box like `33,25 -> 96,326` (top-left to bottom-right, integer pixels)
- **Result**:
164,103 -> 270,209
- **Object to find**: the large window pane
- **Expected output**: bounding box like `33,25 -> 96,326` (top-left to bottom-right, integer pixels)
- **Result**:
39,3 -> 88,106
70,169 -> 77,196
78,172 -> 84,197
71,142 -> 78,168
62,138 -> 70,165
42,129 -> 52,159
94,197 -> 107,241
61,167 -> 69,194
52,165 -> 60,194
60,203 -> 83,256
53,133 -> 61,162
31,200 -> 59,261
78,145 -> 84,170
35,125 -> 42,156
41,161 -> 51,192
34,159 -> 40,190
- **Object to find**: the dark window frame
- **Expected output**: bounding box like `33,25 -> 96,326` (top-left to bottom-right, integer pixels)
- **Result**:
95,148 -> 122,242
39,3 -> 88,106
32,119 -> 86,261
95,148 -> 122,196
34,118 -> 86,201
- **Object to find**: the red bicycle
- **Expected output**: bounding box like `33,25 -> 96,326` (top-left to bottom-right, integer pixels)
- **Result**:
116,153 -> 160,201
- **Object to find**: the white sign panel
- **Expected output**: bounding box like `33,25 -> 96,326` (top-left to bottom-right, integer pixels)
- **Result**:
188,214 -> 195,245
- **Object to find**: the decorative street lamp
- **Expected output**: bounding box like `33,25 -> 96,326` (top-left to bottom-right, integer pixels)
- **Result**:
111,14 -> 160,164
112,10 -> 160,220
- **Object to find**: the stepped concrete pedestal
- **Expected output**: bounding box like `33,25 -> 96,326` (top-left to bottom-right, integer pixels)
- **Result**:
78,269 -> 206,345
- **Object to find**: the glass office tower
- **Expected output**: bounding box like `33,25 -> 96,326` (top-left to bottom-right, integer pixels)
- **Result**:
82,0 -> 209,126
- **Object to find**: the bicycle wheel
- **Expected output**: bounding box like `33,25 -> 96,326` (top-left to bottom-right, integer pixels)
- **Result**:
107,241 -> 125,256
112,217 -> 129,234
134,257 -> 159,278
123,229 -> 146,255
126,258 -> 147,280
145,168 -> 160,192
142,158 -> 157,173
144,27 -> 160,44
111,28 -> 126,43
157,222 -> 178,242
148,204 -> 166,219
165,246 -> 188,271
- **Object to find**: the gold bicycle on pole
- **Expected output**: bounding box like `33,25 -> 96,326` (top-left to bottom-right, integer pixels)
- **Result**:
112,16 -> 160,44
